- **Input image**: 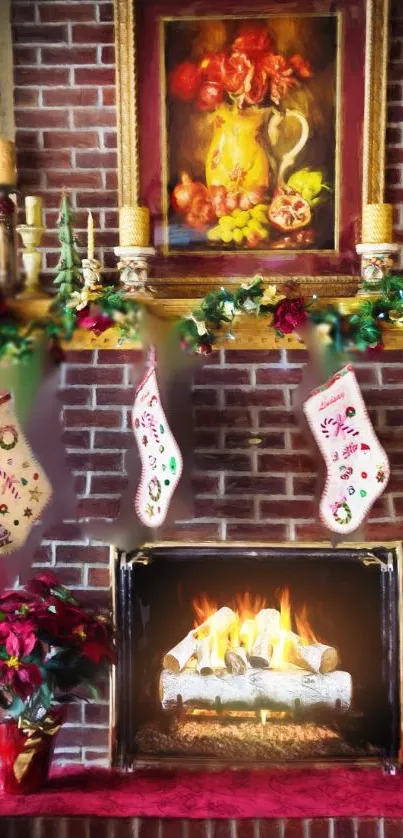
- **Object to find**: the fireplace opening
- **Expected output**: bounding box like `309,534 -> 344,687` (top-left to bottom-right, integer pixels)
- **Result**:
112,543 -> 401,769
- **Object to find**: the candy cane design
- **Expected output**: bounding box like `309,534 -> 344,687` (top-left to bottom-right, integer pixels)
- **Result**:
321,415 -> 359,439
0,470 -> 21,500
141,411 -> 160,444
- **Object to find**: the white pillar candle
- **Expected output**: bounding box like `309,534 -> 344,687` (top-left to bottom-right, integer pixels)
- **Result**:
87,210 -> 94,260
25,196 -> 43,228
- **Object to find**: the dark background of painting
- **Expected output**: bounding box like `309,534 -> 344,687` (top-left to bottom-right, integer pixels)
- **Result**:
164,15 -> 338,252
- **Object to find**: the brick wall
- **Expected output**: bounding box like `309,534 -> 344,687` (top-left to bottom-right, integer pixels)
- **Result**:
10,0 -> 403,767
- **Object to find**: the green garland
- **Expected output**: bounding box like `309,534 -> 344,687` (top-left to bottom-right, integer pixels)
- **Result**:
177,273 -> 403,355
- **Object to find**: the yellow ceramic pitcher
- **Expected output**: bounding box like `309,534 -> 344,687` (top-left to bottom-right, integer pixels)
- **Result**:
205,104 -> 270,191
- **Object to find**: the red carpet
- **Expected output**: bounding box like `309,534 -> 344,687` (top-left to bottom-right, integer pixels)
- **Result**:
0,767 -> 403,818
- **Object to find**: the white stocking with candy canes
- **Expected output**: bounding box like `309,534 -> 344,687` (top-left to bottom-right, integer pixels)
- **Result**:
303,364 -> 389,535
132,354 -> 183,528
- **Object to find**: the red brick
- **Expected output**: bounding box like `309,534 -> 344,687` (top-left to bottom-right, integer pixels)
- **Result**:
210,823 -> 231,838
260,499 -> 314,518
104,132 -> 117,148
258,453 -> 315,472
310,821 -> 332,838
98,349 -> 143,364
93,430 -> 132,448
63,429 -> 91,449
384,820 -> 403,838
66,452 -> 122,471
57,726 -> 108,748
138,821 -> 160,838
103,88 -> 116,106
235,822 -> 256,838
227,523 -> 288,539
224,350 -> 282,364
194,429 -> 220,448
193,389 -> 219,407
195,408 -> 252,429
225,389 -> 285,407
194,451 -> 251,471
76,190 -> 117,207
15,108 -> 69,128
386,127 -> 402,143
381,367 -> 403,383
66,366 -> 124,387
41,45 -> 97,64
43,130 -> 100,149
75,67 -> 115,85
192,475 -> 220,494
77,498 -> 120,519
60,389 -> 91,408
357,821 -> 381,838
101,45 -> 115,64
84,703 -> 109,725
388,148 -> 403,164
386,167 -> 402,185
259,409 -> 297,428
64,408 -> 123,428
18,169 -> 42,188
33,544 -> 52,565
95,388 -> 134,407
283,823 -> 304,838
12,3 -> 36,23
333,820 -> 356,838
13,45 -> 38,65
163,523 -> 220,540
224,430 -> 285,449
14,88 -> 39,106
56,545 -> 110,564
38,3 -> 96,22
194,498 -> 254,519
15,66 -> 69,86
43,522 -> 83,541
17,129 -> 40,149
390,42 -> 403,62
293,475 -> 316,495
195,367 -> 251,385
72,24 -> 114,44
53,566 -> 83,587
90,474 -> 128,494
87,567 -> 110,587
294,521 -> 338,540
46,170 -> 102,189
12,24 -> 68,43
43,87 -> 99,107
225,475 -> 286,495
19,148 -> 72,169
74,109 -> 117,130
256,368 -> 302,385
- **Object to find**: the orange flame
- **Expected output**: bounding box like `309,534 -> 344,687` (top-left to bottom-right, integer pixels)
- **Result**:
295,604 -> 318,645
192,593 -> 218,629
233,592 -> 267,622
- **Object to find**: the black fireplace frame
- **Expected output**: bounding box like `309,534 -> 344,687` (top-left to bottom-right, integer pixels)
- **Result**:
110,541 -> 402,771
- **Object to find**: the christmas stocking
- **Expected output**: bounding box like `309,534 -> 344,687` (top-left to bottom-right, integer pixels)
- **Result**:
303,364 -> 389,535
132,351 -> 183,527
0,391 -> 52,554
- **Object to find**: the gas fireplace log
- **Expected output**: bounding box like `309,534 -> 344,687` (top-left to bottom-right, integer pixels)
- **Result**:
225,647 -> 248,674
163,632 -> 198,673
160,669 -> 352,712
197,637 -> 213,675
239,618 -> 258,655
194,606 -> 238,642
288,634 -> 339,674
249,609 -> 280,668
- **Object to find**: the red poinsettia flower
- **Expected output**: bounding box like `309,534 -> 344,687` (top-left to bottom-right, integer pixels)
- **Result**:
289,53 -> 313,79
169,60 -> 201,101
26,571 -> 60,599
273,297 -> 308,335
73,616 -> 116,665
232,23 -> 272,57
0,631 -> 42,700
77,308 -> 114,336
37,599 -> 88,646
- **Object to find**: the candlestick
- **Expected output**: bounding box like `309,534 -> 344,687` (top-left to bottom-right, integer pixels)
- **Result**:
87,210 -> 94,260
362,203 -> 393,245
0,137 -> 16,187
25,196 -> 43,228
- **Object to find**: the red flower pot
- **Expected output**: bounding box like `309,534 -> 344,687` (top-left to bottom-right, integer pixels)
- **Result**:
0,708 -> 65,794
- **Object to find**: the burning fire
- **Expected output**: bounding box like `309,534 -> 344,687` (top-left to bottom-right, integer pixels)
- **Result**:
192,587 -> 318,670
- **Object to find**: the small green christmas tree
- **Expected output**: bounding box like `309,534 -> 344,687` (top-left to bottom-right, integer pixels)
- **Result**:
52,192 -> 83,338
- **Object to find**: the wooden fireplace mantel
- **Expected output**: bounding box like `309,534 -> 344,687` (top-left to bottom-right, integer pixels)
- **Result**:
7,291 -> 403,351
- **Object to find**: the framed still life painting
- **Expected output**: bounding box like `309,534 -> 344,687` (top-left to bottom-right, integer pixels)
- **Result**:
114,0 -> 389,293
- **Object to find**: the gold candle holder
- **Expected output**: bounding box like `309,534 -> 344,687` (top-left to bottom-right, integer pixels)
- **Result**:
0,137 -> 16,187
16,224 -> 46,297
362,203 -> 393,245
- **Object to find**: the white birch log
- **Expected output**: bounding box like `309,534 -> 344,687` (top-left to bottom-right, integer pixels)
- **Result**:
160,669 -> 352,712
197,637 -> 213,675
225,647 -> 248,674
194,606 -> 238,642
163,632 -> 198,673
288,634 -> 339,674
249,609 -> 280,668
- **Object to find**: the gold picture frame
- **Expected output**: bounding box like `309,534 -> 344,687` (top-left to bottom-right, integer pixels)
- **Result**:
113,0 -> 390,299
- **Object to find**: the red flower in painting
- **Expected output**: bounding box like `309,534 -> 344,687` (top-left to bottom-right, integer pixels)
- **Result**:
289,53 -> 313,79
199,52 -> 227,85
169,60 -> 201,102
222,52 -> 253,96
243,65 -> 269,106
0,631 -> 42,700
231,23 -> 272,57
273,297 -> 308,335
197,81 -> 224,111
259,53 -> 297,105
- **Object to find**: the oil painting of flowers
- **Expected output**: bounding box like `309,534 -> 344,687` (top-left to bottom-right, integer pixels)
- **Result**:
163,16 -> 338,253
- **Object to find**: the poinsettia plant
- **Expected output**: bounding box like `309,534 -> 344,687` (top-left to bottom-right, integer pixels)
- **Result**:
0,572 -> 115,724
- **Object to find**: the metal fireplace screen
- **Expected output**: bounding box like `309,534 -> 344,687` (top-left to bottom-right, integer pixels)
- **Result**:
112,544 -> 401,768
